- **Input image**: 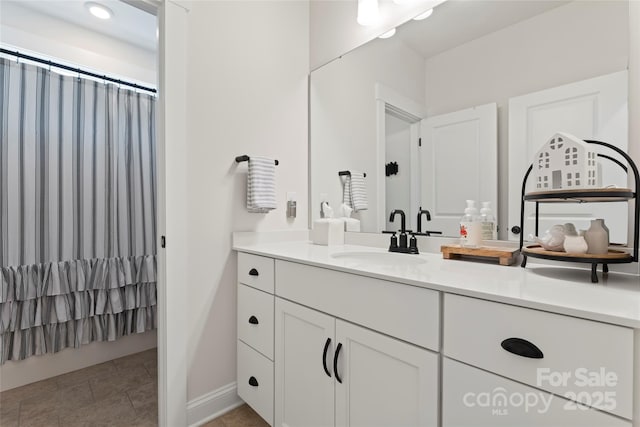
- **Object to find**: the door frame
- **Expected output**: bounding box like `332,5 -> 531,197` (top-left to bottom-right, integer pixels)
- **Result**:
375,83 -> 425,231
138,0 -> 189,425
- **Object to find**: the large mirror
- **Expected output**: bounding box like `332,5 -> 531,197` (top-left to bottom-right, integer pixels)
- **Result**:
310,0 -> 630,242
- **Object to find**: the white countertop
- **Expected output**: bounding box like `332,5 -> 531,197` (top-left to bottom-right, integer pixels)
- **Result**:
233,241 -> 640,328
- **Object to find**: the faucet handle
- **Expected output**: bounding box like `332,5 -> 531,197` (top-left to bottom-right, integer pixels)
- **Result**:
409,233 -> 419,254
389,232 -> 398,250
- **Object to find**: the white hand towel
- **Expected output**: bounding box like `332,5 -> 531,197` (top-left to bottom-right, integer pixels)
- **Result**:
342,171 -> 368,212
247,156 -> 277,213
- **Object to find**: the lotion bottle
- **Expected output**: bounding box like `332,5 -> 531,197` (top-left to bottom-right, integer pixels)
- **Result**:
460,200 -> 481,248
480,201 -> 497,241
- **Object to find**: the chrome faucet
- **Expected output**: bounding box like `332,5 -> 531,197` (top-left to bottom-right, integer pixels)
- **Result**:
388,209 -> 418,254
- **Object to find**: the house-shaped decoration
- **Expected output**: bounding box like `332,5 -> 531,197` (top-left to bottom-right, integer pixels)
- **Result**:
532,132 -> 599,191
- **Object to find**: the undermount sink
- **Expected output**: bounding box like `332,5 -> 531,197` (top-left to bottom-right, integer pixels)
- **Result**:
330,251 -> 427,267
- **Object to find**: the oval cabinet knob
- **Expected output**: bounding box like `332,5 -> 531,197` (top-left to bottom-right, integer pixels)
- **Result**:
248,315 -> 259,325
501,337 -> 544,359
511,226 -> 521,235
249,268 -> 259,276
249,376 -> 259,387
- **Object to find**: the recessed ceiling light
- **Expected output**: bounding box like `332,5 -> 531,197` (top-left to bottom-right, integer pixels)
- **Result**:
85,2 -> 113,20
379,28 -> 396,39
413,8 -> 433,21
357,0 -> 380,26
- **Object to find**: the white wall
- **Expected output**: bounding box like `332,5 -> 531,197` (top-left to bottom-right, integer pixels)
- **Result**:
311,37 -> 425,232
0,1 -> 158,392
183,0 -> 309,402
0,1 -> 156,85
310,0 -> 445,70
385,114 -> 412,231
423,0 -> 629,238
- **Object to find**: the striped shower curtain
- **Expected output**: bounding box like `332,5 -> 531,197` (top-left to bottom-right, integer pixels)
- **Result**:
0,57 -> 157,363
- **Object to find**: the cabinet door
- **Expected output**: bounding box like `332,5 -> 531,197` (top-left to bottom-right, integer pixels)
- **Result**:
335,320 -> 439,427
275,298 -> 335,427
443,358 -> 630,427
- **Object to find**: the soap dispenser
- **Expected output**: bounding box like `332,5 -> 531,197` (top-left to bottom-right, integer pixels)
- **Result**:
480,201 -> 497,241
460,200 -> 481,248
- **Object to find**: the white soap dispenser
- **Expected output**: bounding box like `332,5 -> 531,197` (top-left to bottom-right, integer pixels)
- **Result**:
480,201 -> 497,241
460,200 -> 481,248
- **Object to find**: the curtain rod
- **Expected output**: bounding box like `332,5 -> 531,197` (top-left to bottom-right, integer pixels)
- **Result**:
0,48 -> 157,94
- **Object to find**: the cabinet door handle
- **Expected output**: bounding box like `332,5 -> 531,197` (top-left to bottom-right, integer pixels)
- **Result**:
248,315 -> 259,325
501,337 -> 544,359
249,268 -> 259,276
322,338 -> 332,377
249,376 -> 259,387
333,342 -> 343,383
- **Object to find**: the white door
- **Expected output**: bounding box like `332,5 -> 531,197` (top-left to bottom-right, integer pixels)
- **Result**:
275,298 -> 335,427
442,358 -> 630,427
335,320 -> 439,427
508,71 -> 628,243
420,103 -> 497,237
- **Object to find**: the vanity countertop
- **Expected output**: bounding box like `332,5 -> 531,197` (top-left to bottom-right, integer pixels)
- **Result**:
233,241 -> 640,328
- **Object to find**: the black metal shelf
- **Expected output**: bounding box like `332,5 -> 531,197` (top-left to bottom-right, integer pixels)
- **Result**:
518,140 -> 639,283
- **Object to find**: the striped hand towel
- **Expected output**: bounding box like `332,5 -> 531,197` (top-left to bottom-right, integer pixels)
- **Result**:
247,157 -> 277,213
342,171 -> 368,211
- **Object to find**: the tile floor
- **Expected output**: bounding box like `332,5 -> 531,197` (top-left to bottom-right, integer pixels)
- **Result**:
0,348 -> 267,427
0,348 -> 158,427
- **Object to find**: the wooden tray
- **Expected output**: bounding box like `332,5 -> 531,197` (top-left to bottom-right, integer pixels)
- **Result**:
522,245 -> 632,261
441,245 -> 519,266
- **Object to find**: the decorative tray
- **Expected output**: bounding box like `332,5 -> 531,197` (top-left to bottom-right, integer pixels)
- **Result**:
522,245 -> 632,262
523,188 -> 634,203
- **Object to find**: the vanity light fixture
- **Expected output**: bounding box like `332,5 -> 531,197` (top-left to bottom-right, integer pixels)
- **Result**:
357,0 -> 380,26
379,28 -> 396,39
413,8 -> 433,20
85,2 -> 113,20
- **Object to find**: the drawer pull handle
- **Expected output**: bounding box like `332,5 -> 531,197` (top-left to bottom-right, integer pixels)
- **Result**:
501,338 -> 544,359
249,376 -> 259,387
248,315 -> 259,325
333,342 -> 343,384
322,338 -> 332,378
249,268 -> 259,276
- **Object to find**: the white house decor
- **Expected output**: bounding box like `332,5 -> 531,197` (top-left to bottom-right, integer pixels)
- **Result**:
532,132 -> 599,191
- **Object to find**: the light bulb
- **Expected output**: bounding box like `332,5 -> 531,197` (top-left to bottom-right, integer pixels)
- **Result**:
357,0 -> 380,26
413,8 -> 433,20
379,28 -> 396,39
85,2 -> 112,20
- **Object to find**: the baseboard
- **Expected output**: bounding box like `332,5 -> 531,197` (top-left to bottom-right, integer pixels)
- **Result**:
187,382 -> 244,427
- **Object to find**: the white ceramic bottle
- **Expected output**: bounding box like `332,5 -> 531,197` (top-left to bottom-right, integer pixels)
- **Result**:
584,219 -> 609,255
460,200 -> 481,248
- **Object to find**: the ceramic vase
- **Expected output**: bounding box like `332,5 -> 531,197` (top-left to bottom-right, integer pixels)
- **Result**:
594,219 -> 610,243
563,223 -> 578,236
584,219 -> 609,255
563,235 -> 588,254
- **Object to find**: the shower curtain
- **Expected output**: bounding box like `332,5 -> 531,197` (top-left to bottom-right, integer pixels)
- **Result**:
0,57 -> 157,363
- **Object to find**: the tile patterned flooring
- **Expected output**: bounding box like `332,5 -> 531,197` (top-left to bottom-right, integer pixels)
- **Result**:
0,348 -> 267,427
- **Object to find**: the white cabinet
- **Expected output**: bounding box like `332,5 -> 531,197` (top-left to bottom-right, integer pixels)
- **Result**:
274,298 -> 335,427
443,358 -> 630,427
334,319 -> 438,427
275,297 -> 438,427
443,294 -> 633,419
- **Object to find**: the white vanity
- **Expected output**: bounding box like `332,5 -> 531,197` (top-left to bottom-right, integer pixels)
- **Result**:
234,240 -> 640,427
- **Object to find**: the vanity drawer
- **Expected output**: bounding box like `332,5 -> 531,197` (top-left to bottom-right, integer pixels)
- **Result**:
238,253 -> 275,293
237,340 -> 274,426
443,294 -> 633,419
238,284 -> 274,360
276,260 -> 440,351
442,358 -> 630,427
